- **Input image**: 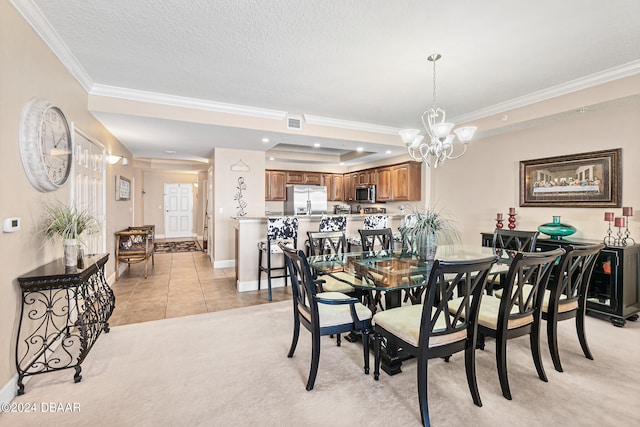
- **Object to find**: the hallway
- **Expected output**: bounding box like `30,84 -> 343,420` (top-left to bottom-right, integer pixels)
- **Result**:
109,248 -> 292,326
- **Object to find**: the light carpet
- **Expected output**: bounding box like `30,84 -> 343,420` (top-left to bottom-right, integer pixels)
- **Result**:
3,301 -> 640,426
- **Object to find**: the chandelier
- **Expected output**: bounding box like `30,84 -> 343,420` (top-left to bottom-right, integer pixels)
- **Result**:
399,54 -> 477,168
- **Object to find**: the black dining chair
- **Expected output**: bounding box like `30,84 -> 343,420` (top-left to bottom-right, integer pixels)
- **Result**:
540,243 -> 604,372
451,248 -> 565,401
279,243 -> 372,391
306,230 -> 355,294
373,255 -> 498,427
487,229 -> 540,291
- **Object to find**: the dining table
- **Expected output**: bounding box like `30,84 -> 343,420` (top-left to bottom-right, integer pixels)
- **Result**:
308,244 -> 511,375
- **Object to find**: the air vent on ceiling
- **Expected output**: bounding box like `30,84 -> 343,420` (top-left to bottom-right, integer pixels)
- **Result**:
287,115 -> 302,130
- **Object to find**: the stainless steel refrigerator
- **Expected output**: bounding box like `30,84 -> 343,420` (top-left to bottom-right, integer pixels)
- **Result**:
284,185 -> 328,215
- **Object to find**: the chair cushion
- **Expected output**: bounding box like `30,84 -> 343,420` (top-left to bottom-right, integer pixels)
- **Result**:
373,304 -> 467,348
317,272 -> 357,293
494,285 -> 578,314
299,292 -> 372,327
449,295 -> 533,330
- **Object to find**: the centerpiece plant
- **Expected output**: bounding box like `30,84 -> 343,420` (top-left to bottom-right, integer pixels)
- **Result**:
399,206 -> 460,260
42,201 -> 98,267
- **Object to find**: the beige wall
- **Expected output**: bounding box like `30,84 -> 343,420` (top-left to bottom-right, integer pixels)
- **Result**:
0,3 -> 132,395
431,97 -> 640,245
211,149 -> 266,266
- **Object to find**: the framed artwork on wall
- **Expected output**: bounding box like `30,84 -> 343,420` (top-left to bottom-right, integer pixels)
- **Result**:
116,175 -> 131,201
519,148 -> 621,208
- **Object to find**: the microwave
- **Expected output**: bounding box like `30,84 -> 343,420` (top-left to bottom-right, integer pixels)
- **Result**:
355,185 -> 376,203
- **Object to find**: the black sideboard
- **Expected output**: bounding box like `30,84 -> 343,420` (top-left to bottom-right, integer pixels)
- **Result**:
15,253 -> 114,394
481,232 -> 640,327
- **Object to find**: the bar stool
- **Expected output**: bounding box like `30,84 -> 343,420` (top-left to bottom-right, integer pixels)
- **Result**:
257,217 -> 299,301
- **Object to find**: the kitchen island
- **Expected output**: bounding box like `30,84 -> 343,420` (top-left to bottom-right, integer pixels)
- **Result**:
232,214 -> 406,292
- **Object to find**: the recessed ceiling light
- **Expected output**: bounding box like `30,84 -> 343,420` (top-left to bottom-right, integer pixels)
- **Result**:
385,150 -> 392,154
339,162 -> 344,166
357,147 -> 363,152
165,150 -> 176,154
262,137 -> 270,143
313,143 -> 320,148
269,157 -> 275,161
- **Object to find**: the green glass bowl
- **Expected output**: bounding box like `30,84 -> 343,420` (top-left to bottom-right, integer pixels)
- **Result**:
537,216 -> 576,240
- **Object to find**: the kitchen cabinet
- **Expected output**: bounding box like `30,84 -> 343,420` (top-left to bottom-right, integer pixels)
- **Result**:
322,173 -> 345,201
343,173 -> 356,202
285,171 -> 321,185
321,173 -> 333,200
333,174 -> 344,201
376,167 -> 392,201
357,169 -> 376,185
391,162 -> 422,201
265,170 -> 286,201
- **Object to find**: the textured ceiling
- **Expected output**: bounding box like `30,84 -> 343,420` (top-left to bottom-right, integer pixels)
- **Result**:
14,0 -> 640,167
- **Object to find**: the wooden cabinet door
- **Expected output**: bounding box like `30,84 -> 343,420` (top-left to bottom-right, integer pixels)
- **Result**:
286,171 -> 305,184
305,172 -> 321,185
267,170 -> 286,201
321,173 -> 333,200
265,171 -> 270,200
376,167 -> 392,201
357,171 -> 368,185
343,173 -> 353,201
391,162 -> 421,201
333,174 -> 344,201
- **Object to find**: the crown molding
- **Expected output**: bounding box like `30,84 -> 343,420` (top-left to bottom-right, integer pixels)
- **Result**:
304,115 -> 399,135
453,60 -> 640,124
90,84 -> 288,121
10,0 -> 94,92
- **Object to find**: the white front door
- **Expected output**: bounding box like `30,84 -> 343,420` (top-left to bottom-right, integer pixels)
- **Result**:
164,183 -> 193,238
71,127 -> 106,254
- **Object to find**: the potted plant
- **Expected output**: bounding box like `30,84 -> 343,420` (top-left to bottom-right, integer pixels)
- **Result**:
399,206 -> 460,260
42,202 -> 98,267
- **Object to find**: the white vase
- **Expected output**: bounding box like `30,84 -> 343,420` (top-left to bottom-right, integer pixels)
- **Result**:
63,239 -> 78,267
415,228 -> 438,261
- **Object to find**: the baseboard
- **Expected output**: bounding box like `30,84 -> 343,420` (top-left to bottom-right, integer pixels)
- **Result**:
213,259 -> 235,269
0,374 -> 19,405
237,277 -> 285,292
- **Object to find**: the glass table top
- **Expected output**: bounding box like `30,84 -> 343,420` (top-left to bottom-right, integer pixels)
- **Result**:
308,245 -> 502,291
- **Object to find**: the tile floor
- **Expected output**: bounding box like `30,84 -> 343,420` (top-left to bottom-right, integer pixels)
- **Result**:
109,243 -> 292,326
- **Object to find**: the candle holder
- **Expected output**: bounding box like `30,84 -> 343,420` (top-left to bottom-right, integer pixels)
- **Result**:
622,207 -> 634,245
507,208 -> 516,230
614,217 -> 626,246
603,211 -> 615,245
495,213 -> 504,229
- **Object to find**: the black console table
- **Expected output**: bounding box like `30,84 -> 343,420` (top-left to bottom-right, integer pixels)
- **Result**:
481,232 -> 640,327
16,254 -> 114,394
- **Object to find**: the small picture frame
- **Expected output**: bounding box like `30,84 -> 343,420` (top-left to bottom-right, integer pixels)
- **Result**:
116,175 -> 131,201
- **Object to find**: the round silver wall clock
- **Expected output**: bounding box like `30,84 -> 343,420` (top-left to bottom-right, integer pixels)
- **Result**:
19,98 -> 73,192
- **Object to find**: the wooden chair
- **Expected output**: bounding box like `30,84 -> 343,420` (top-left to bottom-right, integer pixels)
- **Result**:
451,248 -> 565,400
114,230 -> 154,280
257,217 -> 299,301
279,243 -> 372,391
373,255 -> 498,426
540,243 -> 604,372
